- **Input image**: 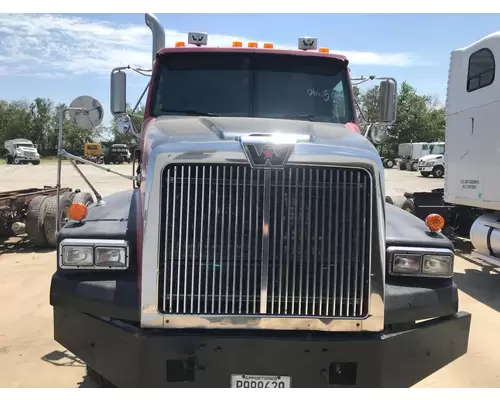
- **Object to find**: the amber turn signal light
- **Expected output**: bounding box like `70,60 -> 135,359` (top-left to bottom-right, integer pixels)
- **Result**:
425,213 -> 445,232
68,203 -> 88,222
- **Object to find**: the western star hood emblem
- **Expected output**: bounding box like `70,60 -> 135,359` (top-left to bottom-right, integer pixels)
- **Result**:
240,134 -> 297,169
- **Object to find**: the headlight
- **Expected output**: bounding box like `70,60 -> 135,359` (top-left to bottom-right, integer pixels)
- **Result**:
62,246 -> 94,266
95,246 -> 127,269
59,239 -> 129,270
387,246 -> 454,278
426,161 -> 435,166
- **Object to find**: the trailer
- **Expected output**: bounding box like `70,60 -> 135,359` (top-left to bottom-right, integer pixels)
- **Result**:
389,31 -> 500,267
0,186 -> 94,248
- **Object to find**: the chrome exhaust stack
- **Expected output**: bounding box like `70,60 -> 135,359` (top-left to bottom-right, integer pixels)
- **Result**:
145,13 -> 166,65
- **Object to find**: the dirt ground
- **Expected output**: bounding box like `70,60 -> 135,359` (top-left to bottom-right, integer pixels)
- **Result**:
0,163 -> 499,388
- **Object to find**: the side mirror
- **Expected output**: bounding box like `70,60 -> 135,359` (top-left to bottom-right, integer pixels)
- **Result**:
379,80 -> 397,124
366,124 -> 389,145
110,70 -> 127,116
117,114 -> 132,135
68,95 -> 104,129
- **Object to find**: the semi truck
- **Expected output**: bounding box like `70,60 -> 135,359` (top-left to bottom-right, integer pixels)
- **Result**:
391,32 -> 500,268
49,13 -> 471,388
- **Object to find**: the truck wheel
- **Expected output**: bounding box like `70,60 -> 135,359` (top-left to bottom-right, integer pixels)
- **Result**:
6,155 -> 13,164
13,158 -> 20,165
26,195 -> 50,247
385,159 -> 395,168
72,191 -> 94,206
432,166 -> 445,178
31,160 -> 40,165
86,366 -> 116,388
410,161 -> 418,171
386,195 -> 406,209
402,198 -> 415,214
420,171 -> 430,178
399,162 -> 406,171
43,193 -> 73,248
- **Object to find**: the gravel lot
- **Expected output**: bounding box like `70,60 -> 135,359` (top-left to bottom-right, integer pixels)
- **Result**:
0,163 -> 499,388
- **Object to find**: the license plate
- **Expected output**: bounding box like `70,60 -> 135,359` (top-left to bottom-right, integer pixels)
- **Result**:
230,374 -> 291,388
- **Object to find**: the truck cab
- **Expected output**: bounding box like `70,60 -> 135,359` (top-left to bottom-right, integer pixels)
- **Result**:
50,13 -> 471,388
417,142 -> 445,178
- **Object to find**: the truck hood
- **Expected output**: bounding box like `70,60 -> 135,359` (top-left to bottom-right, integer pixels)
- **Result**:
419,154 -> 443,162
145,116 -> 377,156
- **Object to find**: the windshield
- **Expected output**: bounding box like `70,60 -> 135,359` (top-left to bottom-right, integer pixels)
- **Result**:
15,143 -> 34,149
151,52 -> 354,124
429,144 -> 445,155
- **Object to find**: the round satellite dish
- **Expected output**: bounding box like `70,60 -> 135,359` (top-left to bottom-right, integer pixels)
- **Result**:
68,95 -> 104,130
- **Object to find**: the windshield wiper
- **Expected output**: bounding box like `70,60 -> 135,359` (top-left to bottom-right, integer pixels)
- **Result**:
276,114 -> 316,121
160,108 -> 220,117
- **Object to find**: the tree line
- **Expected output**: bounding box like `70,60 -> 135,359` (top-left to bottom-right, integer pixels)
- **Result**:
0,80 -> 445,158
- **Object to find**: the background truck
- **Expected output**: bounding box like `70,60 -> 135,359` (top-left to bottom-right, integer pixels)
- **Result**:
80,142 -> 104,164
4,138 -> 41,165
397,141 -> 431,171
103,143 -> 131,164
416,142 -> 445,178
49,13 -> 470,388
390,31 -> 500,268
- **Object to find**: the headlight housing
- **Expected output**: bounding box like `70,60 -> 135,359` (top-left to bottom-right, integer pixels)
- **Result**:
387,246 -> 454,278
59,239 -> 129,270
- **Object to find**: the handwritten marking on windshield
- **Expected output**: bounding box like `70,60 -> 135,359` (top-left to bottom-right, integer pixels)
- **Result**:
307,88 -> 331,102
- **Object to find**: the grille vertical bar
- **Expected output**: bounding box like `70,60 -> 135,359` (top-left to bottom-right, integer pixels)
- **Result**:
158,163 -> 373,318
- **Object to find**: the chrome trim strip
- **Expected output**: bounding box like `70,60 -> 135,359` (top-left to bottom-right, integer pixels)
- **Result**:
260,170 -> 271,313
140,140 -> 386,332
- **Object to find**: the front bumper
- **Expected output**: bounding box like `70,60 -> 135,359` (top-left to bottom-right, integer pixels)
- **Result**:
418,166 -> 434,172
53,306 -> 471,388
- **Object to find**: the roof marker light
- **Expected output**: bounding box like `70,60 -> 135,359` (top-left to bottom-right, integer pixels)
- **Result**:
175,41 -> 185,47
263,43 -> 274,49
233,41 -> 243,47
298,37 -> 318,51
188,32 -> 208,46
248,41 -> 258,48
319,47 -> 330,53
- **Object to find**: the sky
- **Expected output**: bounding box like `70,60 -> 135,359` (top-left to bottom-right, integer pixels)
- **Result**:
1,13 -> 500,127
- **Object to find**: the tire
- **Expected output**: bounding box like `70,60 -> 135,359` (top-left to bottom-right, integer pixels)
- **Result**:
43,193 -> 73,248
385,159 -> 395,168
6,155 -> 13,164
411,161 -> 418,171
402,198 -> 415,214
86,366 -> 116,388
420,171 -> 430,178
433,165 -> 445,178
31,160 -> 40,165
26,195 -> 50,247
72,191 -> 94,206
399,162 -> 406,171
13,158 -> 20,165
386,195 -> 406,208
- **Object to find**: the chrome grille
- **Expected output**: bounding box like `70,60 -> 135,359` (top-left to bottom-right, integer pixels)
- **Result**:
158,164 -> 373,318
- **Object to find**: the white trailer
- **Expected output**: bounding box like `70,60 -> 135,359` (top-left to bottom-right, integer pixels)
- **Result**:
397,142 -> 431,171
4,138 -> 41,165
391,32 -> 500,267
